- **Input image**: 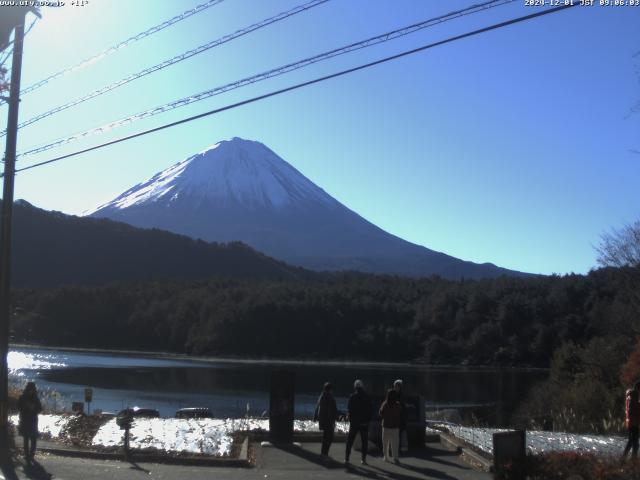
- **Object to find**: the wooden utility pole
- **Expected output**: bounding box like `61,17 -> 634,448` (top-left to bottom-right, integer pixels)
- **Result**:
0,12 -> 25,463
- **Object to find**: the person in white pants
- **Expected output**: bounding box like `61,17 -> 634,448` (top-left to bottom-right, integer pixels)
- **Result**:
379,389 -> 401,464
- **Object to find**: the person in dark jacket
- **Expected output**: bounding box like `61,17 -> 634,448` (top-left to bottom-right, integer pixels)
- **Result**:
623,381 -> 640,459
345,379 -> 372,465
18,381 -> 42,464
379,389 -> 401,464
314,382 -> 338,456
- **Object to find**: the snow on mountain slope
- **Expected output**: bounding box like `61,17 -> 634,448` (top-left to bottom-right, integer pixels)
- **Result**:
86,138 -> 336,214
88,137 -> 526,279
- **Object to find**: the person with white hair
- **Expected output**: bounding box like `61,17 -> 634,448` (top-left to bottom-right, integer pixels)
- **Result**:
393,379 -> 408,453
379,388 -> 401,464
345,379 -> 372,465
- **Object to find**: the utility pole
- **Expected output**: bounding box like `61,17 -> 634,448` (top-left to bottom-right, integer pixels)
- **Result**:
0,12 -> 26,463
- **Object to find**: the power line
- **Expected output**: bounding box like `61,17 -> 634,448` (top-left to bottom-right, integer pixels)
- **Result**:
16,0 -> 226,98
16,0 -> 515,158
23,17 -> 38,37
2,0 -> 329,136
9,3 -> 577,177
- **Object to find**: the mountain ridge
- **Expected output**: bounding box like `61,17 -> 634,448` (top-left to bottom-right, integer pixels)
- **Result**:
10,200 -> 306,288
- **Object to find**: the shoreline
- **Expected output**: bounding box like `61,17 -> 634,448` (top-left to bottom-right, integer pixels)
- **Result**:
9,342 -> 548,371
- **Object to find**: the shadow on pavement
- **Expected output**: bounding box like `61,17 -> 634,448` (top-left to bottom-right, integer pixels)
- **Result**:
272,444 -> 344,469
346,463 -> 428,480
1,459 -> 53,480
412,446 -> 471,470
0,462 -> 18,480
23,460 -> 53,480
273,445 -> 460,480
386,461 -> 459,480
127,457 -> 151,474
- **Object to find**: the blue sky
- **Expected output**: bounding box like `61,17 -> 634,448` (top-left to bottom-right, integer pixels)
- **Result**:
2,0 -> 638,275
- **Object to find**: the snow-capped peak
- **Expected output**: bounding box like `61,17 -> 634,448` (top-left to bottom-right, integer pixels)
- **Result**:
86,137 -> 336,214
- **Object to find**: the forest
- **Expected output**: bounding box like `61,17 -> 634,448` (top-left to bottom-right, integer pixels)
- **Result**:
10,266 -> 635,367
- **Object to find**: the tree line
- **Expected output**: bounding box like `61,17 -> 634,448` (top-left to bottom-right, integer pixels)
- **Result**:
10,267 -> 636,367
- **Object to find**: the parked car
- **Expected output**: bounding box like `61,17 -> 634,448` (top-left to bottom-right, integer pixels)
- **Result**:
175,407 -> 212,419
129,407 -> 160,418
116,407 -> 160,429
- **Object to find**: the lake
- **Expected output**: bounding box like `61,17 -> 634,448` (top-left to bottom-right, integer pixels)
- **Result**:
9,346 -> 547,424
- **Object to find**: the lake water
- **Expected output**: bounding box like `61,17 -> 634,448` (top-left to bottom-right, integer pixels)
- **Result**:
8,347 -> 546,424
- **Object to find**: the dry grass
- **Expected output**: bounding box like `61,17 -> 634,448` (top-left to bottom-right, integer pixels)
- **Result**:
58,415 -> 111,447
8,386 -> 21,412
525,452 -> 640,480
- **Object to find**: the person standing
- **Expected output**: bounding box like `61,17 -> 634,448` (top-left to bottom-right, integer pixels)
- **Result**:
393,379 -> 408,453
379,389 -> 401,464
314,382 -> 338,456
18,381 -> 42,464
345,379 -> 372,465
623,381 -> 640,459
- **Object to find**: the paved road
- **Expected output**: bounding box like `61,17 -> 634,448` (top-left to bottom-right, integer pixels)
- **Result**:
0,442 -> 491,480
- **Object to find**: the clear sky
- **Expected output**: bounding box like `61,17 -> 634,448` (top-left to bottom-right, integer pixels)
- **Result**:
1,0 -> 638,275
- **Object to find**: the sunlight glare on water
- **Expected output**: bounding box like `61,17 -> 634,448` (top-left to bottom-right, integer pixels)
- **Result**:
8,351 -> 67,376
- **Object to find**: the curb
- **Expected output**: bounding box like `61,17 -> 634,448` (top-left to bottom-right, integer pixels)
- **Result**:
27,436 -> 251,468
438,432 -> 493,472
250,432 -> 348,443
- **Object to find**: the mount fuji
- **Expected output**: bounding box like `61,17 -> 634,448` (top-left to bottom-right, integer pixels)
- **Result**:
87,137 -> 524,279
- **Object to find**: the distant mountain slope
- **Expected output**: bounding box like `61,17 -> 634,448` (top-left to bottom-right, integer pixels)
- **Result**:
10,200 -> 304,288
88,137 -> 528,279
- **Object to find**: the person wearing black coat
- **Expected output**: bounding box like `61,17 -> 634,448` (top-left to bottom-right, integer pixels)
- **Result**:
345,379 -> 372,465
18,381 -> 42,464
314,382 -> 338,456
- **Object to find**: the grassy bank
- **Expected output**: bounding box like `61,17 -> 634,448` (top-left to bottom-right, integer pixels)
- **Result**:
524,452 -> 638,480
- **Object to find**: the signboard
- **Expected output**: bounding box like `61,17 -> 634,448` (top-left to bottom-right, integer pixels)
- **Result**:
84,388 -> 93,403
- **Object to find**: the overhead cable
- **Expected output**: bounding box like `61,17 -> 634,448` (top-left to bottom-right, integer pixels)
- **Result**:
3,0 -> 329,135
10,3 -> 577,176
18,0 -> 226,97
17,0 -> 515,157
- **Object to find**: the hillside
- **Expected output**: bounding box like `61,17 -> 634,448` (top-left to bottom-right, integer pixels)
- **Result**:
10,200 -> 305,288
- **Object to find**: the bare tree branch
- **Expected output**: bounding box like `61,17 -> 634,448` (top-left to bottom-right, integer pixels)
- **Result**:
597,221 -> 640,268
597,220 -> 640,308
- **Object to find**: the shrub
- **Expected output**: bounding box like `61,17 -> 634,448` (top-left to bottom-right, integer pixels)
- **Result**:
527,452 -> 640,480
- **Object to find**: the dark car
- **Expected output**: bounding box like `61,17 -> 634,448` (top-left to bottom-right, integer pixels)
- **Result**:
116,407 -> 160,428
175,407 -> 213,419
129,407 -> 160,418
